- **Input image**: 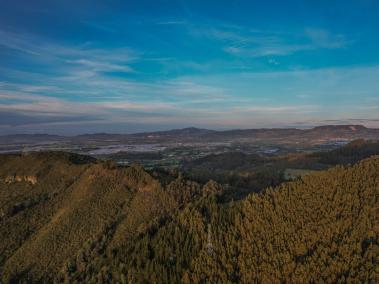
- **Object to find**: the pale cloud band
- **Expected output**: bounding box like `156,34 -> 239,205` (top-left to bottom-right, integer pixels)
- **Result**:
0,17 -> 378,134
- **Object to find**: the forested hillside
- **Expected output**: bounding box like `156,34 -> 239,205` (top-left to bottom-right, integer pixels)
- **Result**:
314,139 -> 379,165
0,151 -> 378,283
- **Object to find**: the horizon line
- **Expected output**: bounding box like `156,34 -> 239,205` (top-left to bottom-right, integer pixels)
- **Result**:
0,123 -> 376,137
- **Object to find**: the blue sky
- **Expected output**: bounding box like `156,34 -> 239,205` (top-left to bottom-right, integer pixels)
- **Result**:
0,0 -> 379,134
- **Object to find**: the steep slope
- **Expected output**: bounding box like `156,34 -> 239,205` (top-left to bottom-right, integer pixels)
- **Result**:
0,152 -> 378,283
54,157 -> 378,283
131,157 -> 379,283
0,153 -> 176,282
0,152 -> 94,272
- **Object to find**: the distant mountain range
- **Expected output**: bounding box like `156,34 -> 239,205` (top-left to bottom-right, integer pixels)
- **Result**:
1,125 -> 379,145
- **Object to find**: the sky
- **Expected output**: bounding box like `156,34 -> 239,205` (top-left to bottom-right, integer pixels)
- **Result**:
0,0 -> 379,135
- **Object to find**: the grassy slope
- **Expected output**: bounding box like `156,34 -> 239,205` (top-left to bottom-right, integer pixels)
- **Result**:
0,153 -> 171,282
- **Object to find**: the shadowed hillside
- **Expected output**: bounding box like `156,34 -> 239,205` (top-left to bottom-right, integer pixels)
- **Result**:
313,139 -> 379,165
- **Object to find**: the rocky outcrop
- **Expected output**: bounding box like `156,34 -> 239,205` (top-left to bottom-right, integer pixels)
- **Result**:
3,175 -> 37,185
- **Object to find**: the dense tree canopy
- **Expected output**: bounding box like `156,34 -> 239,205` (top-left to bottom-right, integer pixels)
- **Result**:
0,150 -> 378,283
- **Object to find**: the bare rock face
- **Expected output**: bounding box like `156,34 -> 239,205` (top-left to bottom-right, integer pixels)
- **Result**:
15,176 -> 23,182
3,175 -> 37,185
24,175 -> 38,185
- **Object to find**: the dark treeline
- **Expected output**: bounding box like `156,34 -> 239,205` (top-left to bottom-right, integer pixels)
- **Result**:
314,139 -> 379,165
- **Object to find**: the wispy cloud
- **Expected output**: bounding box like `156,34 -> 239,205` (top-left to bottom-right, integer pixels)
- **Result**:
231,105 -> 320,114
156,20 -> 187,26
64,59 -> 134,73
1,63 -> 378,131
305,28 -> 349,49
0,29 -> 137,75
81,20 -> 118,33
0,110 -> 101,127
0,20 -> 377,133
183,23 -> 349,57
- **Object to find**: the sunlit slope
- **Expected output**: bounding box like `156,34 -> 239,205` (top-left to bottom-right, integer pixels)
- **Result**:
0,152 -> 378,283
0,153 -> 171,282
99,157 -> 379,283
0,152 -> 92,273
232,156 -> 379,282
